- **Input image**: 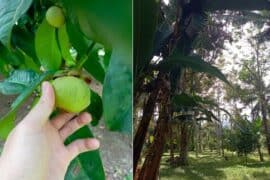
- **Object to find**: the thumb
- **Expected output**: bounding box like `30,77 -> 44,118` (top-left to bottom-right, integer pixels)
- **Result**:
24,81 -> 55,126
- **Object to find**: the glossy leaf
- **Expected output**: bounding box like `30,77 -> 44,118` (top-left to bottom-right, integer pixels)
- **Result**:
0,71 -> 54,139
0,70 -> 39,95
0,44 -> 24,66
0,110 -> 16,139
63,0 -> 132,48
172,93 -> 198,109
65,18 -> 90,56
12,26 -> 39,65
58,25 -> 76,67
65,17 -> 106,78
0,82 -> 25,95
198,107 -> 219,122
87,90 -> 103,126
18,49 -> 40,72
35,20 -> 62,70
83,45 -> 105,83
101,49 -> 112,71
103,49 -> 132,133
64,126 -> 105,180
0,0 -> 32,46
0,60 -> 9,76
11,71 -> 55,109
156,52 -> 230,85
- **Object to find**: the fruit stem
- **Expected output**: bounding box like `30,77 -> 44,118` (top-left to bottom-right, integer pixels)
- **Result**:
76,42 -> 96,70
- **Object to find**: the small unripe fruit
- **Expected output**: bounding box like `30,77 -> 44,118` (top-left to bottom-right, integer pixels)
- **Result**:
46,6 -> 65,28
52,76 -> 91,113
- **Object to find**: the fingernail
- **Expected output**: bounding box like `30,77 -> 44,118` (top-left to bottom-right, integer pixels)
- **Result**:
90,139 -> 100,149
42,81 -> 49,94
84,113 -> 92,123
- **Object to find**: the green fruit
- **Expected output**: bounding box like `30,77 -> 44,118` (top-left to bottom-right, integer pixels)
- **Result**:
52,76 -> 91,113
46,6 -> 65,28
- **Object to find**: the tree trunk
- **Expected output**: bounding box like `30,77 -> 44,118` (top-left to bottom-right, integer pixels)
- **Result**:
179,122 -> 189,166
133,78 -> 161,172
260,98 -> 270,155
169,125 -> 175,162
220,123 -> 225,157
257,144 -> 264,162
193,120 -> 198,158
137,85 -> 170,180
198,122 -> 202,153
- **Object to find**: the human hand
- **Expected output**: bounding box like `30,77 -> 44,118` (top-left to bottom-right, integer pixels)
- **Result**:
0,82 -> 100,180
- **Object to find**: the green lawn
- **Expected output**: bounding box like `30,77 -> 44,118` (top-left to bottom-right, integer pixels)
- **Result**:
159,150 -> 270,180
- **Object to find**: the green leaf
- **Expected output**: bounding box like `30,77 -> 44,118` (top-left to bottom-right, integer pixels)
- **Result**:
83,45 -> 106,83
0,71 -> 54,139
172,93 -> 198,109
103,49 -> 132,133
0,82 -> 25,95
35,20 -> 62,70
65,18 -> 90,56
0,110 -> 16,139
156,52 -> 230,85
0,0 -> 32,46
18,49 -> 40,72
87,90 -> 103,126
0,70 -> 39,95
0,43 -> 24,66
11,71 -> 55,109
64,10 -> 112,82
58,25 -> 76,67
12,26 -> 39,65
198,107 -> 219,122
0,60 -> 9,76
64,126 -> 105,180
63,0 -> 132,48
134,0 -> 159,79
101,49 -> 112,71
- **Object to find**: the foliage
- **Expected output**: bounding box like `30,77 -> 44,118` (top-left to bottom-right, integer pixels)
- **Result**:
224,118 -> 261,157
0,0 -> 131,179
154,52 -> 230,85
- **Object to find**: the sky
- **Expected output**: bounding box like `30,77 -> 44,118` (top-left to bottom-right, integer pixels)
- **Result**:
161,0 -> 270,122
218,21 -> 270,119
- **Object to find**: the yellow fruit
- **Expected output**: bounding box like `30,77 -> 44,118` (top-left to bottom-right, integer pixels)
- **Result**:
52,76 -> 90,113
46,6 -> 65,28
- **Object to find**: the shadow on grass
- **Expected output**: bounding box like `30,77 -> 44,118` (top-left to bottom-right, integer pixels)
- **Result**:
159,150 -> 270,180
159,153 -> 226,180
159,165 -> 226,180
252,171 -> 270,180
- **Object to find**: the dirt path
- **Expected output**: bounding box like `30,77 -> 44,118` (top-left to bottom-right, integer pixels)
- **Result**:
92,122 -> 132,179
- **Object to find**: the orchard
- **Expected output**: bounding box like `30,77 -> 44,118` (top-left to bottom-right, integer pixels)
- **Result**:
134,0 -> 270,179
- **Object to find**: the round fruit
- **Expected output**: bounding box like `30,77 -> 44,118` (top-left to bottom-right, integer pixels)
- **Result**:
52,76 -> 91,113
46,6 -> 65,28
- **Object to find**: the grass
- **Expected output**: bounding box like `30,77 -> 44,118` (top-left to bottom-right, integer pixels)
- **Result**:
159,150 -> 270,180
